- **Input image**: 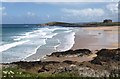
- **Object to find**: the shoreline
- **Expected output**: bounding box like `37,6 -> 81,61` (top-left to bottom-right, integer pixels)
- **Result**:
24,26 -> 119,62
2,26 -> 118,63
25,28 -> 75,61
43,26 -> 118,62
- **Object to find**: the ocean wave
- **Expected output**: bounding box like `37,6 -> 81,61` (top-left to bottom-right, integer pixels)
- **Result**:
13,29 -> 46,41
23,39 -> 47,60
0,40 -> 30,52
2,26 -> 75,62
13,27 -> 59,41
56,32 -> 75,52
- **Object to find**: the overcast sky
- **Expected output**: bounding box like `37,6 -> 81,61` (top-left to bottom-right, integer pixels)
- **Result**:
1,1 -> 119,24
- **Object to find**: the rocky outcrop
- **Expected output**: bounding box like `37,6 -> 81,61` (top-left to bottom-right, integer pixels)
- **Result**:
91,48 -> 120,65
3,48 -> 120,77
89,48 -> 120,77
47,49 -> 91,57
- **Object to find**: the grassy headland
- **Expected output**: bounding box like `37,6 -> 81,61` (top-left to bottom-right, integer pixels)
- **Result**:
38,22 -> 120,27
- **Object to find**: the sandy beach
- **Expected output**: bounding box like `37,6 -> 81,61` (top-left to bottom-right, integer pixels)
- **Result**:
71,26 -> 118,51
43,26 -> 119,62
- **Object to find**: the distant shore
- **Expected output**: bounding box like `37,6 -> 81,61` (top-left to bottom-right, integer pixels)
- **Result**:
38,21 -> 120,27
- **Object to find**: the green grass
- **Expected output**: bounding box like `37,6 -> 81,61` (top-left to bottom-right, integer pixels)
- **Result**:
1,67 -> 120,79
2,67 -> 37,78
88,22 -> 120,26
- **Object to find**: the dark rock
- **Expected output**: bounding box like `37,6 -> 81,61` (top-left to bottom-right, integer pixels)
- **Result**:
48,49 -> 91,57
63,60 -> 76,64
91,48 -> 120,65
38,66 -> 49,73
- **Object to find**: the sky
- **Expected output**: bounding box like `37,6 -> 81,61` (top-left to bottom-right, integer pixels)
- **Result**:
1,1 -> 119,24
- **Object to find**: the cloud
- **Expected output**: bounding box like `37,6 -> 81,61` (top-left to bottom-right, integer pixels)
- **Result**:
27,12 -> 35,16
61,8 -> 105,22
106,3 -> 118,13
0,6 -> 7,16
0,7 -> 6,11
62,8 -> 104,17
47,15 -> 50,18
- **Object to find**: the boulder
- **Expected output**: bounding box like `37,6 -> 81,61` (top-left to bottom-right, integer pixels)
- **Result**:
91,48 -> 120,65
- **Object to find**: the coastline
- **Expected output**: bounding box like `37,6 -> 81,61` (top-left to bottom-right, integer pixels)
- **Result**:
43,26 -> 118,62
25,28 -> 75,61
25,26 -> 118,62
1,26 -> 120,78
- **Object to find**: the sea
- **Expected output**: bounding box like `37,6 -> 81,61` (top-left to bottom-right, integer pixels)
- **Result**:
0,24 -> 77,63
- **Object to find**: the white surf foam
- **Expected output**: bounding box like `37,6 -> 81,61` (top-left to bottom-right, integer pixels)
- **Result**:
23,39 -> 47,60
13,29 -> 47,41
2,26 -> 75,62
0,40 -> 30,52
13,27 -> 59,41
56,32 -> 75,52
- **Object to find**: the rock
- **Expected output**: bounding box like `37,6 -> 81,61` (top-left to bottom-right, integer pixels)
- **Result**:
63,60 -> 77,64
91,48 -> 120,65
78,67 -> 110,77
5,48 -> 119,77
38,66 -> 49,73
74,49 -> 91,56
47,49 -> 92,57
54,65 -> 78,74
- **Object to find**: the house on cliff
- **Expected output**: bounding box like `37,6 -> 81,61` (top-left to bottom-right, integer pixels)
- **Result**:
103,19 -> 112,23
